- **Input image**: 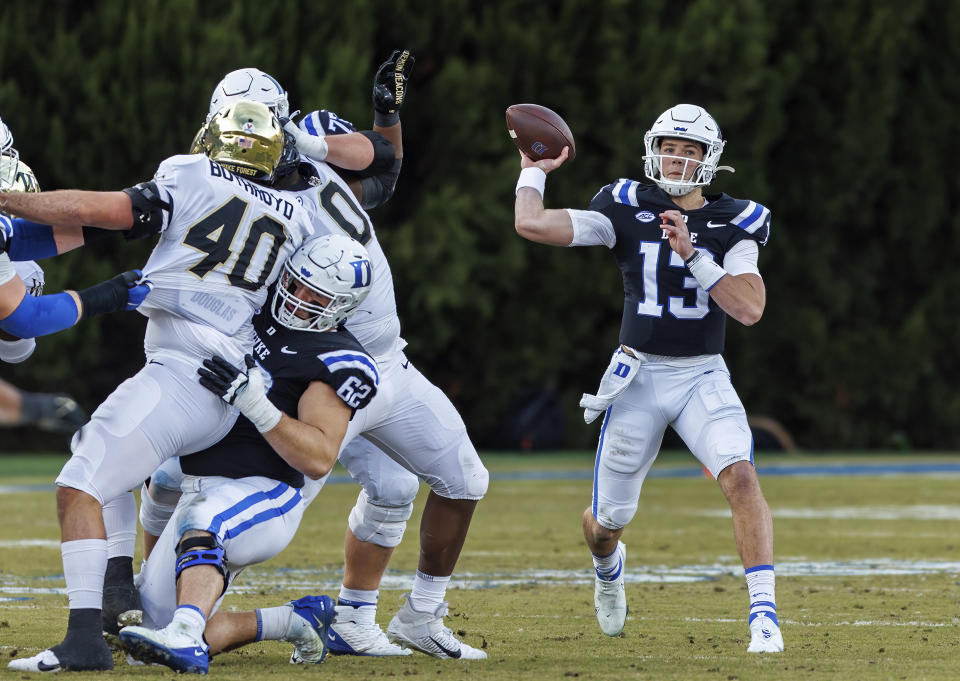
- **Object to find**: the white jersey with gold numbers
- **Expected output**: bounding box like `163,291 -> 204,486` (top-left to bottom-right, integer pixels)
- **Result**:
138,154 -> 316,366
294,158 -> 401,361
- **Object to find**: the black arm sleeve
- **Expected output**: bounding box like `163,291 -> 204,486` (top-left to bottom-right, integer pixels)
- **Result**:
358,157 -> 403,210
120,181 -> 173,239
347,131 -> 396,179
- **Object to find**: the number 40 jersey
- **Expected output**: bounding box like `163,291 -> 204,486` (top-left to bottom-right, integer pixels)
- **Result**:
134,154 -> 317,362
577,180 -> 771,357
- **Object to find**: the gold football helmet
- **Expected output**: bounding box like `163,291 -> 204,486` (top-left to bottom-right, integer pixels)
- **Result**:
201,100 -> 284,182
0,156 -> 40,193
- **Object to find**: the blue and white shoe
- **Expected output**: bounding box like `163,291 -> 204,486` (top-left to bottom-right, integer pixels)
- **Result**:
288,595 -> 336,664
747,613 -> 784,653
328,604 -> 411,656
594,541 -> 627,636
118,624 -> 209,674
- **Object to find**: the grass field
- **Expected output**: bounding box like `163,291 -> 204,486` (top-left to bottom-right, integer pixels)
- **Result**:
1,452 -> 959,680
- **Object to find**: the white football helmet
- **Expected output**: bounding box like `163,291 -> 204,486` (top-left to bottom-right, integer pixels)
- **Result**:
272,234 -> 373,333
642,104 -> 733,196
208,67 -> 290,123
0,117 -> 14,159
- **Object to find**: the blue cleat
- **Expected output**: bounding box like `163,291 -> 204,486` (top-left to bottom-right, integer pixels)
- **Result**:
118,624 -> 209,674
288,595 -> 336,664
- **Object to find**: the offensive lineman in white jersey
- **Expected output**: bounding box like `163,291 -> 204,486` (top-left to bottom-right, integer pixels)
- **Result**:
4,100 -> 318,672
137,57 -> 490,659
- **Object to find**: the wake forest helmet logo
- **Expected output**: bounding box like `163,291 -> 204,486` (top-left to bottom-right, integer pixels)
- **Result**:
202,100 -> 284,182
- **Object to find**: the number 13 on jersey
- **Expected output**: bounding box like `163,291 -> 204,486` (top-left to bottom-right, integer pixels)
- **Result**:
634,241 -> 713,320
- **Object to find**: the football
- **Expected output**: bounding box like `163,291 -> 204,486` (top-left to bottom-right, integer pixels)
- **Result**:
505,103 -> 576,162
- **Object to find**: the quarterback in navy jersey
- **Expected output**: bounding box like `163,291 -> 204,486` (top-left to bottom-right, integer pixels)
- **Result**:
115,234 -> 379,673
513,104 -> 782,653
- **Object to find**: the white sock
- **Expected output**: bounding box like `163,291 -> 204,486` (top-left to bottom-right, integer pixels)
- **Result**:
256,603 -> 294,641
338,586 -> 378,607
102,492 -> 138,559
592,543 -> 622,581
408,571 -> 450,613
745,564 -> 777,626
61,539 -> 107,610
171,604 -> 206,642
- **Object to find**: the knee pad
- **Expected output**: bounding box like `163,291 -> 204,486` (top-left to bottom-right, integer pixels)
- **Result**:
347,489 -> 413,548
429,439 -> 488,499
176,534 -> 228,593
139,481 -> 181,537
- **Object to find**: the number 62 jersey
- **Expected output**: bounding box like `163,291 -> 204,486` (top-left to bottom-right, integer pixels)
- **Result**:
132,154 -> 317,362
571,180 -> 771,357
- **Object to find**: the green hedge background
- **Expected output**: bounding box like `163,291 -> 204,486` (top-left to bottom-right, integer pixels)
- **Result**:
1,0 -> 957,452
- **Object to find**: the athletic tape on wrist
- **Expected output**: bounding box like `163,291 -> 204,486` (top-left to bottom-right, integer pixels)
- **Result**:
685,250 -> 727,290
516,167 -> 547,198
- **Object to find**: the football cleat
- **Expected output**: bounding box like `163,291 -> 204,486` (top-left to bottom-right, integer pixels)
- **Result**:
7,649 -> 64,673
594,541 -> 628,636
118,624 -> 210,674
386,594 -> 486,660
8,637 -> 114,673
288,595 -> 336,664
747,613 -> 784,653
327,604 -> 411,656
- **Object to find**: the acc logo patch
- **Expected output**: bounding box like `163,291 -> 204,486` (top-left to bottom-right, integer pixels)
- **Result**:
635,211 -> 656,223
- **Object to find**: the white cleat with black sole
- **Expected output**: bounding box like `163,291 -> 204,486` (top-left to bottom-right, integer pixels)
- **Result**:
386,595 -> 486,660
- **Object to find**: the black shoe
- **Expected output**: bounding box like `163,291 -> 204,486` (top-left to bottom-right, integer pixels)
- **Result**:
50,610 -> 115,671
102,556 -> 143,636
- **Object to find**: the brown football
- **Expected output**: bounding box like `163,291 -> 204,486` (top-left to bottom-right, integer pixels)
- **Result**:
505,103 -> 576,162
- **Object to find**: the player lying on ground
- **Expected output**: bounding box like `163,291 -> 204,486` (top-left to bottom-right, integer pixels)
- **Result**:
113,234 -> 378,674
513,103 -> 782,653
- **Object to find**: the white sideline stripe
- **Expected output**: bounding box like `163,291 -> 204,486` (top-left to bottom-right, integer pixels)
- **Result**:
2,558 -> 959,598
684,617 -> 953,627
698,504 -> 960,520
0,539 -> 59,548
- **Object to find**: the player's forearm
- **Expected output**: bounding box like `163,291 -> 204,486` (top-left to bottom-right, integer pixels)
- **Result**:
261,416 -> 341,480
515,191 -> 574,246
325,133 -> 376,171
373,120 -> 402,158
709,274 -> 765,326
0,190 -> 133,230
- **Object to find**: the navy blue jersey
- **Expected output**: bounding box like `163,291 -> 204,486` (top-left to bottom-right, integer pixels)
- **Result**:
589,180 -> 770,356
181,308 -> 379,487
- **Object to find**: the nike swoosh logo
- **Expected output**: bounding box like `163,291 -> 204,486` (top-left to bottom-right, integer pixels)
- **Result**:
193,649 -> 206,657
36,660 -> 61,672
428,635 -> 462,659
401,360 -> 410,369
280,346 -> 297,354
706,221 -> 726,228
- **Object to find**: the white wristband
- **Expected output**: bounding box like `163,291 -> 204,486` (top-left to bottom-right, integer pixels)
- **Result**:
241,398 -> 283,433
283,121 -> 328,162
685,251 -> 727,290
515,167 -> 546,198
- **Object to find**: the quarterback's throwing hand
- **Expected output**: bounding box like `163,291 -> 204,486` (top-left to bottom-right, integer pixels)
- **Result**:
519,146 -> 570,174
197,355 -> 283,433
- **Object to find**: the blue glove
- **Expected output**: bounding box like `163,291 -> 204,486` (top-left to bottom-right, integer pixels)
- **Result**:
123,269 -> 153,310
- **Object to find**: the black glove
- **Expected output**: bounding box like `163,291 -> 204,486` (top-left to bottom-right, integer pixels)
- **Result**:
373,49 -> 415,125
76,269 -> 153,319
20,392 -> 89,433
